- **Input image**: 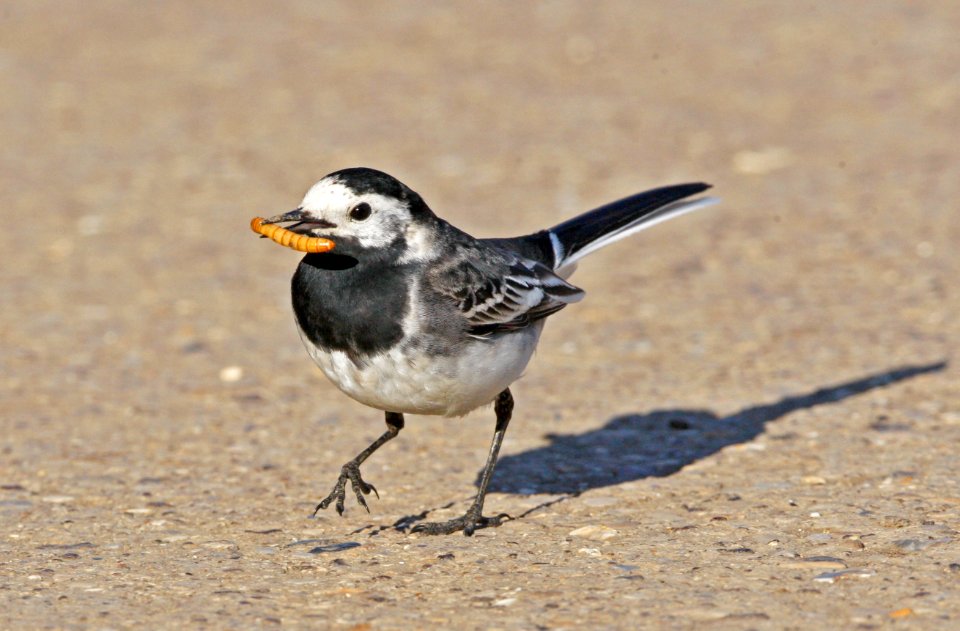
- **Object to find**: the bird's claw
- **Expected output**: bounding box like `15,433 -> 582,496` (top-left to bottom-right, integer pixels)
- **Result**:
411,509 -> 512,536
313,461 -> 379,516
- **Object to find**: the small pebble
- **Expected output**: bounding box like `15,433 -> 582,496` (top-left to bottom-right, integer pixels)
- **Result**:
219,366 -> 244,382
36,542 -> 95,550
569,525 -> 619,541
813,568 -> 875,583
493,598 -> 517,607
578,548 -> 602,557
77,214 -> 104,236
41,495 -> 74,504
801,476 -> 826,485
889,607 -> 913,619
200,540 -> 238,550
781,556 -> 847,570
915,242 -> 934,258
732,147 -> 794,174
894,537 -> 952,552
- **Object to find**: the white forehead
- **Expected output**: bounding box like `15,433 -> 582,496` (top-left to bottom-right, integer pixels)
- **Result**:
299,178 -> 410,219
300,179 -> 356,211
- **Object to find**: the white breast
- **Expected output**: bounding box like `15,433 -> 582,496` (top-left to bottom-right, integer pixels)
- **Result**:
297,322 -> 543,417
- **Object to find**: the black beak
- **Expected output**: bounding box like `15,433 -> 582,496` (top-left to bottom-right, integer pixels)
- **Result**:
262,208 -> 337,231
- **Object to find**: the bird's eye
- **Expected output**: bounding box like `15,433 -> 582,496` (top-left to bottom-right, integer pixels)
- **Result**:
349,202 -> 372,221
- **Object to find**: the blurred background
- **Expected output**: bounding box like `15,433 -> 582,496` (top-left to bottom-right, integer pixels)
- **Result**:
1,2 -> 957,626
3,1 -> 953,421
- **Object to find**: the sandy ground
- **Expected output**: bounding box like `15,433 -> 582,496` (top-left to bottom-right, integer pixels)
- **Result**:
2,1 -> 958,629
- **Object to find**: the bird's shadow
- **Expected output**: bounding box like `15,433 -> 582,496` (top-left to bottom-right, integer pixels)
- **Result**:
484,361 -> 947,495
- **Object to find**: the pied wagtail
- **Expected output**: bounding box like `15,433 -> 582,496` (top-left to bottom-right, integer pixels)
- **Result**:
260,167 -> 715,535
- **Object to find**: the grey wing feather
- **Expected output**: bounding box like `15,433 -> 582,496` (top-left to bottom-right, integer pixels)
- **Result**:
428,243 -> 584,337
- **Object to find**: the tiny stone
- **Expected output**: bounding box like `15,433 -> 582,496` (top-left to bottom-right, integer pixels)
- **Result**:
41,496 -> 75,504
200,540 -> 238,550
219,366 -> 244,382
569,525 -> 619,541
781,556 -> 847,570
813,568 -> 875,583
493,597 -> 517,607
732,147 -> 794,174
77,214 -> 104,236
801,476 -> 826,485
915,242 -> 934,258
36,542 -> 95,550
578,547 -> 602,557
159,534 -> 191,543
894,537 -> 952,552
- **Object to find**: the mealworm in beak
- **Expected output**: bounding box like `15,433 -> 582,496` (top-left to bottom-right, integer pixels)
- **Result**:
250,217 -> 335,254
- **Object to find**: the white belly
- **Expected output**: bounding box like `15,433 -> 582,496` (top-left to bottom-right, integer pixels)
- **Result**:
297,323 -> 543,417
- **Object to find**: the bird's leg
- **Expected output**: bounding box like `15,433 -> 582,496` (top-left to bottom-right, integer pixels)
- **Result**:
413,389 -> 514,536
314,411 -> 404,516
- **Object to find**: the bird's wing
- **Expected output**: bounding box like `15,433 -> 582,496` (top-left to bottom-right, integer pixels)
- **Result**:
427,244 -> 585,337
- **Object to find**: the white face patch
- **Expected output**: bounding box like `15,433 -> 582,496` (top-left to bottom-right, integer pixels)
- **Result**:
299,178 -> 421,250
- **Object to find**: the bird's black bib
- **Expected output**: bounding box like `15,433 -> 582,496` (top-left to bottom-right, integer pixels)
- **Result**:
292,244 -> 411,361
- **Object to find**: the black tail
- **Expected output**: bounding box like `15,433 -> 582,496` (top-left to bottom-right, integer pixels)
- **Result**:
484,182 -> 714,272
548,183 -> 711,268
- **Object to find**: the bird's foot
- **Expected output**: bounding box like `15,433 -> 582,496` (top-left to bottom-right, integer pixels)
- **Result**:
313,461 -> 379,516
411,507 -> 511,536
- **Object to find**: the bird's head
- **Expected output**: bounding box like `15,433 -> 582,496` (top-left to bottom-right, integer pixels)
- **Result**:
262,167 -> 436,255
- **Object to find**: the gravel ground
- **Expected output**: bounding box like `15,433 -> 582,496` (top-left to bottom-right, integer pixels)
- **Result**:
2,2 -> 958,629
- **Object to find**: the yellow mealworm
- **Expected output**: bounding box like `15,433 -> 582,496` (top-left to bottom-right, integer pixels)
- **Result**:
250,217 -> 335,254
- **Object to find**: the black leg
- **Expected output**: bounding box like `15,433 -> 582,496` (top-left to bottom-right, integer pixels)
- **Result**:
314,412 -> 404,516
413,388 -> 514,536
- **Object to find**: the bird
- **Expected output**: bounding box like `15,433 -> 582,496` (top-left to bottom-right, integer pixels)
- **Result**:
259,167 -> 715,535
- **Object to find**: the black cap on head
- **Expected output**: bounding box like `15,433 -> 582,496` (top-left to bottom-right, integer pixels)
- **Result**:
327,167 -> 432,217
